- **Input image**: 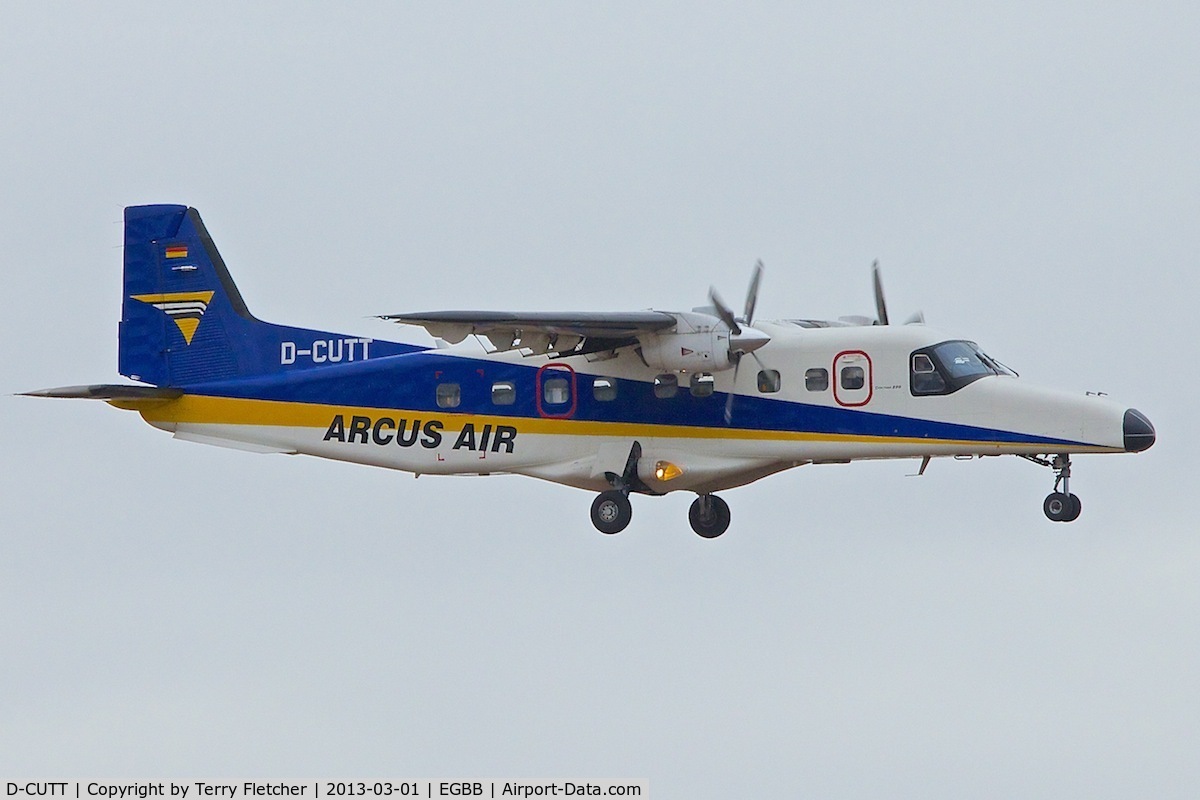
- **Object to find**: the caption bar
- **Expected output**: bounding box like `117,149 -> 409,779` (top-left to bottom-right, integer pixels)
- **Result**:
4,783 -> 646,800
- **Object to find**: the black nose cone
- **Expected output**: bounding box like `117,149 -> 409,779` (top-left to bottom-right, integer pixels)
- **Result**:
1124,408 -> 1156,452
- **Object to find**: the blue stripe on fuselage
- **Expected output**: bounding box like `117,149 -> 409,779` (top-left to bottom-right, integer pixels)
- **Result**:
181,347 -> 1086,447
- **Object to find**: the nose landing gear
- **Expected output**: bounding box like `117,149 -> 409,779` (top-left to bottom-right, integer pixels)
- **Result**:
1023,454 -> 1082,522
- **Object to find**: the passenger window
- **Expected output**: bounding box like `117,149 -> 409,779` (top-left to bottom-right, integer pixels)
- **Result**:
543,377 -> 570,405
805,368 -> 829,392
690,373 -> 715,398
436,382 -> 461,409
757,369 -> 781,393
840,366 -> 865,391
491,381 -> 515,405
911,354 -> 947,394
593,377 -> 618,401
654,374 -> 678,399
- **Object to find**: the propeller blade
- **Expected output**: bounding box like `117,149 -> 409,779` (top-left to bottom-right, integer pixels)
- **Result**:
744,260 -> 764,326
708,287 -> 741,335
724,355 -> 741,425
872,259 -> 889,325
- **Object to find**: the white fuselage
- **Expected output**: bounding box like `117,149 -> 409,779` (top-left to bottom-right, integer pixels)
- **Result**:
134,322 -> 1133,495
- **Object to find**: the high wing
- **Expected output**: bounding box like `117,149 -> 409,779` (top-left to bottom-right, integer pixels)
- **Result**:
380,310 -> 678,357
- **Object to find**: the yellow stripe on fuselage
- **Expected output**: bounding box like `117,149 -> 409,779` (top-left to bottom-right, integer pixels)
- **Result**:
123,393 -> 1112,451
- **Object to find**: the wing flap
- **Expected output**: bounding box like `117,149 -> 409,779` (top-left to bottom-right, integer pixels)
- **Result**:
381,310 -> 677,355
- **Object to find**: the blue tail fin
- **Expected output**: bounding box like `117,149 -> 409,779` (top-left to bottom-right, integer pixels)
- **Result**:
120,205 -> 413,386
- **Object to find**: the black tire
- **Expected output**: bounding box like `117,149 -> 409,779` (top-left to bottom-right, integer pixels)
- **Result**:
591,490 -> 632,534
689,494 -> 731,538
1063,493 -> 1082,522
1043,492 -> 1071,522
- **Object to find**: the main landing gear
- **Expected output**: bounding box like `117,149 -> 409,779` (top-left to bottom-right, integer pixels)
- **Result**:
589,441 -> 645,535
587,439 -> 732,537
588,490 -> 733,537
590,490 -> 633,535
688,494 -> 731,538
1023,454 -> 1082,522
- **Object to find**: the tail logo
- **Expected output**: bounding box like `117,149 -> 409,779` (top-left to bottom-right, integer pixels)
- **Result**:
130,291 -> 216,345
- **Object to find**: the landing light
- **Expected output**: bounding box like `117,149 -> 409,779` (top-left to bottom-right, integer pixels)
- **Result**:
655,460 -> 684,481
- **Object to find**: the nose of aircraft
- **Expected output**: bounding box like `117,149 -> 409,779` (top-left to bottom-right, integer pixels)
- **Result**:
1123,408 -> 1156,452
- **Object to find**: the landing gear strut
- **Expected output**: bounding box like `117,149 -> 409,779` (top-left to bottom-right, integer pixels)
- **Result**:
689,494 -> 731,538
1024,454 -> 1082,522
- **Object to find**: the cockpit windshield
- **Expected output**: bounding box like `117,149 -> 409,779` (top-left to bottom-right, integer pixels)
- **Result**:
910,340 -> 1015,396
934,341 -> 993,380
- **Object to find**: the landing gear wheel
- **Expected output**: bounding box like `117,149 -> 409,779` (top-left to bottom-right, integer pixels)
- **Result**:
591,490 -> 632,534
1064,493 -> 1082,522
1043,492 -> 1081,523
689,494 -> 731,538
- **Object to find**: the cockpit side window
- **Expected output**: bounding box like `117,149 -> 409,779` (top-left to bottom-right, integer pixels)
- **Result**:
911,354 -> 947,395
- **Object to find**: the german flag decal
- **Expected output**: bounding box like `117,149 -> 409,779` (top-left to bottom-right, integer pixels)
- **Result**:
165,245 -> 188,259
130,291 -> 215,345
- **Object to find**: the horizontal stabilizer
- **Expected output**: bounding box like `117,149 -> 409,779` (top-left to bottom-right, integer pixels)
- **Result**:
19,384 -> 184,401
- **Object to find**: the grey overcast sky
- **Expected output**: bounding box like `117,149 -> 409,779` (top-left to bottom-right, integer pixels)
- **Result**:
2,2 -> 1198,797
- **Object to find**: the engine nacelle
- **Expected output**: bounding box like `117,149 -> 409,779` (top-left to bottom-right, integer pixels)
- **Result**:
638,313 -> 732,372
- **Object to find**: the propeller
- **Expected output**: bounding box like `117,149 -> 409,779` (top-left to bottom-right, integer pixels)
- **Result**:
708,287 -> 740,335
871,260 -> 924,326
743,259 -> 763,327
710,261 -> 770,424
872,259 -> 888,325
